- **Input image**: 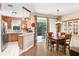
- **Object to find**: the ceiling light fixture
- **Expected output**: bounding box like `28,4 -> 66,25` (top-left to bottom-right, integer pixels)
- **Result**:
55,9 -> 62,24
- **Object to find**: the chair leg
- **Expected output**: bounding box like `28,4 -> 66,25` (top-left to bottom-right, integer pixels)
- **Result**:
63,45 -> 66,53
48,40 -> 50,46
52,44 -> 54,48
50,44 -> 54,51
69,47 -> 70,49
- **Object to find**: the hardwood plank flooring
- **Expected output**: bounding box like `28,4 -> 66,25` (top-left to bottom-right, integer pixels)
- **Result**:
20,42 -> 71,56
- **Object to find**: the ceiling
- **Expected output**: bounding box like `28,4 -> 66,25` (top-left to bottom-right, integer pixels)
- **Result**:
2,3 -> 79,17
2,3 -> 34,17
31,3 -> 79,16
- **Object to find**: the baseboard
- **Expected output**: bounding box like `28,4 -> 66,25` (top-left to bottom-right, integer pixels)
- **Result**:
70,47 -> 79,56
18,44 -> 34,56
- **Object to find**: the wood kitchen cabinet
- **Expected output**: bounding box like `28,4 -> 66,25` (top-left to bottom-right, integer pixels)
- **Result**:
2,16 -> 12,29
8,34 -> 18,42
2,16 -> 22,29
18,35 -> 23,49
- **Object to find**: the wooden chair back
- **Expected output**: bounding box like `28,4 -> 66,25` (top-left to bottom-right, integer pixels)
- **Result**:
47,32 -> 54,40
65,34 -> 72,39
65,34 -> 72,45
47,32 -> 53,38
61,32 -> 65,38
61,32 -> 65,35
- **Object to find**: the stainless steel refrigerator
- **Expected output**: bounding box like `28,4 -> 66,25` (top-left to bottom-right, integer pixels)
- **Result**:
1,20 -> 8,52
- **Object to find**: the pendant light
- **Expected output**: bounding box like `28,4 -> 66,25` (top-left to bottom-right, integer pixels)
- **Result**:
55,9 -> 62,24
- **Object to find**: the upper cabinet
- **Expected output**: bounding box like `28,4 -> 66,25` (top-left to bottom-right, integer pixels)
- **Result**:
62,19 -> 79,36
2,16 -> 12,29
2,16 -> 22,30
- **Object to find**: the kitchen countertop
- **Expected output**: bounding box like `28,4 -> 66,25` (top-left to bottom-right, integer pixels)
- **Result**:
7,31 -> 34,35
7,31 -> 23,34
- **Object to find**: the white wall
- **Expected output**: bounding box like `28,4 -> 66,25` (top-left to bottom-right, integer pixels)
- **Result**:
61,11 -> 79,47
61,11 -> 79,21
49,19 -> 56,35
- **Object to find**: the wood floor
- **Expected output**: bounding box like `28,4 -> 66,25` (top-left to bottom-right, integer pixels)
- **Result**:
20,42 -> 71,56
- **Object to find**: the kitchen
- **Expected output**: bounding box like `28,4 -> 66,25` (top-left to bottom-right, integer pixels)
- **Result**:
0,3 -> 35,55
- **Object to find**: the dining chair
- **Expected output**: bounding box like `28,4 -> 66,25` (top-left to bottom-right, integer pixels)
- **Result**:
47,32 -> 53,46
65,34 -> 72,49
58,32 -> 66,44
61,32 -> 65,37
58,33 -> 72,51
47,32 -> 56,48
61,32 -> 65,35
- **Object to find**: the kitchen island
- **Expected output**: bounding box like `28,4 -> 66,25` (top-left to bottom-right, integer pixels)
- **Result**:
18,32 -> 34,55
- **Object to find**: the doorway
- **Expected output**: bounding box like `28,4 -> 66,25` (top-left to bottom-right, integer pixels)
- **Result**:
37,17 -> 47,42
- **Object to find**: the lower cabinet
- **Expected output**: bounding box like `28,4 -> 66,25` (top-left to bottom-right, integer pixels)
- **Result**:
8,33 -> 18,42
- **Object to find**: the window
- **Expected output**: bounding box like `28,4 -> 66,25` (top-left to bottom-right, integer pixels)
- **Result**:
12,20 -> 21,32
13,26 -> 20,30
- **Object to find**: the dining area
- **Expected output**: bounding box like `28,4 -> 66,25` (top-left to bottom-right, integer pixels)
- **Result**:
47,32 -> 72,53
20,16 -> 79,56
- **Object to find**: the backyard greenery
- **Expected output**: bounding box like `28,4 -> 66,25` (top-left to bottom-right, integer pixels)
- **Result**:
37,22 -> 46,39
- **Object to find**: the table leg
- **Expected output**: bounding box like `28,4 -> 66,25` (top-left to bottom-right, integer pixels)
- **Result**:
56,41 -> 59,51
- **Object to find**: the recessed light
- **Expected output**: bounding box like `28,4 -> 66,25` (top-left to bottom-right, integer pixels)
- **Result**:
12,11 -> 17,14
8,4 -> 13,7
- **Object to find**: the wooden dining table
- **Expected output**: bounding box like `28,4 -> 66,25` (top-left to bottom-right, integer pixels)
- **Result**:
52,36 -> 65,51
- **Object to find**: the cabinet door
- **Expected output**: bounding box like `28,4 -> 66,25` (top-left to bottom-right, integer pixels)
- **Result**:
8,34 -> 12,41
73,20 -> 78,35
63,22 -> 68,33
8,34 -> 18,42
12,34 -> 18,41
68,21 -> 73,34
